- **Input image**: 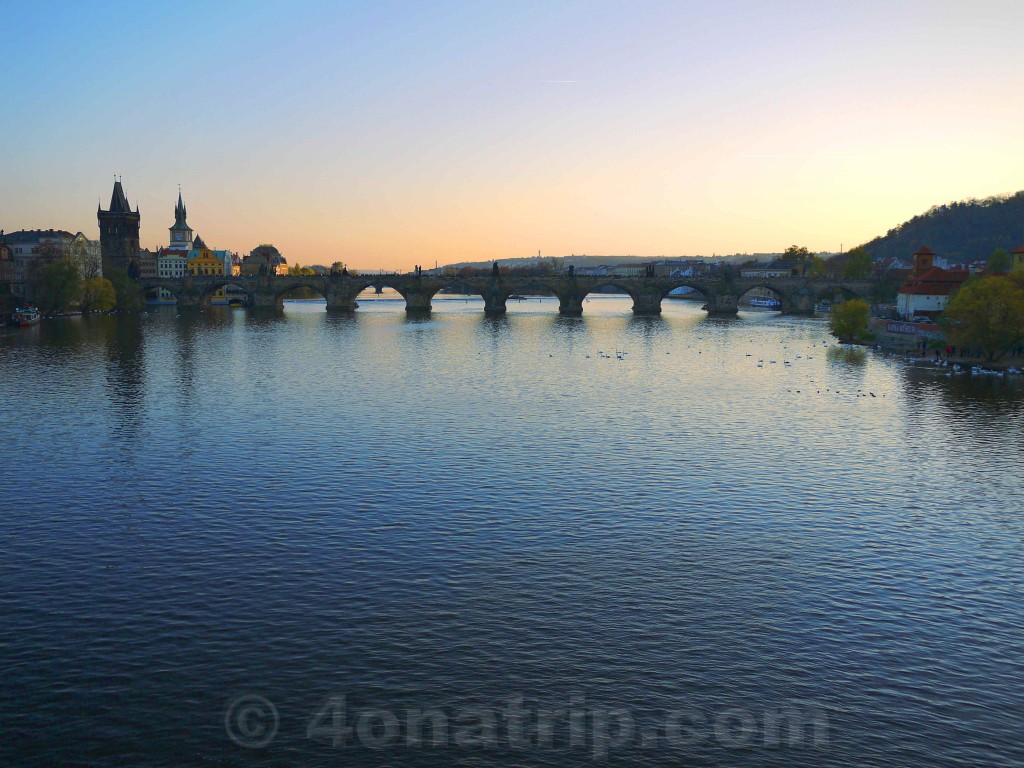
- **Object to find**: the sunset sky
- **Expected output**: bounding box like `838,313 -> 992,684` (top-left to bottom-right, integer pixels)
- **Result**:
4,0 -> 1024,270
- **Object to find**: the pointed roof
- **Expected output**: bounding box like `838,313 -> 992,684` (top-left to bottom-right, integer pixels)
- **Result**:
1012,244 -> 1024,255
171,189 -> 191,231
109,180 -> 131,213
192,234 -> 207,249
914,246 -> 935,256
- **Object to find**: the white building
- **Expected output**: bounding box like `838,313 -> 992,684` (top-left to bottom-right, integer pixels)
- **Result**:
158,249 -> 188,278
896,248 -> 969,319
740,261 -> 799,279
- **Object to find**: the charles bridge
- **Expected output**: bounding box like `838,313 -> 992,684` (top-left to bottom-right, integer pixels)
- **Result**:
139,272 -> 876,316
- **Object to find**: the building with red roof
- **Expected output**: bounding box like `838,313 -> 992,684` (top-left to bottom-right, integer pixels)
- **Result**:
896,247 -> 969,319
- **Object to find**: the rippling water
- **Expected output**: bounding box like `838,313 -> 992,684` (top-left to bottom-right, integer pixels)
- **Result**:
2,297 -> 1023,767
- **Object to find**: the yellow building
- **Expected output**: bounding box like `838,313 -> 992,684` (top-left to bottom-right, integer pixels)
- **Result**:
187,234 -> 225,276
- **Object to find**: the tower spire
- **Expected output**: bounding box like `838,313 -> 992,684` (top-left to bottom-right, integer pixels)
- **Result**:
169,185 -> 193,250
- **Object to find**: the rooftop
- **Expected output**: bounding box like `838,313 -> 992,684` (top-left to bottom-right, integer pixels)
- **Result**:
899,265 -> 969,296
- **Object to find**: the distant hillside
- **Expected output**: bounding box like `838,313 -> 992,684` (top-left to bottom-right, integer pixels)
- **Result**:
860,191 -> 1024,262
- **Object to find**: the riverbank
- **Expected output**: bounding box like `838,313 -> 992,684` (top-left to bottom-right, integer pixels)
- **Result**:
895,350 -> 1024,372
865,317 -> 1024,370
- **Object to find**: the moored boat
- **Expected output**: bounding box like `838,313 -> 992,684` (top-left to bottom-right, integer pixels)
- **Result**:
9,306 -> 40,327
748,297 -> 781,309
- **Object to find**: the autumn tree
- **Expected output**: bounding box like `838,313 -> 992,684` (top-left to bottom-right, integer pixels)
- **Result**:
941,276 -> 1024,362
107,267 -> 142,312
35,259 -> 82,313
808,255 -> 828,278
842,247 -> 873,279
68,237 -> 102,279
80,277 -> 117,313
782,245 -> 813,263
829,298 -> 871,343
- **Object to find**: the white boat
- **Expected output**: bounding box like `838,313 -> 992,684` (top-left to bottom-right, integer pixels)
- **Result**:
748,297 -> 781,309
9,306 -> 40,326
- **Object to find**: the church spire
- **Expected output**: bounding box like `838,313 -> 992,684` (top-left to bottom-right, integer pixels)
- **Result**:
169,187 -> 193,250
174,188 -> 188,227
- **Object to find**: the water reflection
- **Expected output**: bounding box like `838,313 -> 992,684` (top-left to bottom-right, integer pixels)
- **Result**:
827,346 -> 868,366
477,315 -> 511,358
98,314 -> 146,449
3,300 -> 1024,768
625,314 -> 669,356
171,310 -> 200,408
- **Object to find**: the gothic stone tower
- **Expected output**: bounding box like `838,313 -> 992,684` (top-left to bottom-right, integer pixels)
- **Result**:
97,179 -> 141,276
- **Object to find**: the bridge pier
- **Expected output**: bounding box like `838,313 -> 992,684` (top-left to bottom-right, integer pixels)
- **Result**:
558,293 -> 584,316
251,292 -> 277,308
704,293 -> 739,315
404,290 -> 433,314
326,290 -> 359,311
479,279 -> 508,316
631,291 -> 663,315
483,295 -> 507,316
781,292 -> 815,315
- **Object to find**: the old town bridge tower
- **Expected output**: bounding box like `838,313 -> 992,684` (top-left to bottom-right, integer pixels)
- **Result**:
97,178 -> 141,275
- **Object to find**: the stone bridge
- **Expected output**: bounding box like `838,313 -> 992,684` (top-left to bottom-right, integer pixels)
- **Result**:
139,273 -> 877,316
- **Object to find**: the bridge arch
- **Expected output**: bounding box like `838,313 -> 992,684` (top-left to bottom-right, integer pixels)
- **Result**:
814,283 -> 867,303
736,283 -> 791,312
274,280 -> 329,306
578,280 -> 639,300
656,280 -> 713,312
139,283 -> 181,307
352,277 -> 408,296
197,279 -> 255,308
344,276 -> 440,313
429,278 -> 483,299
502,278 -> 557,296
573,280 -> 652,315
423,279 -> 487,304
659,280 -> 711,299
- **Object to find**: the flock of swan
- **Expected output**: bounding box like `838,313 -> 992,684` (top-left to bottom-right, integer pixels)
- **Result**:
907,358 -> 1023,377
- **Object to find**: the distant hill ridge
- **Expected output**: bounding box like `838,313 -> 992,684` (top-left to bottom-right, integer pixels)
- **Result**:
441,253 -> 785,271
860,191 -> 1024,262
441,192 -> 1024,271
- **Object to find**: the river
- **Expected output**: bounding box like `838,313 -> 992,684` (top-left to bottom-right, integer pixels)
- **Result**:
2,296 -> 1022,767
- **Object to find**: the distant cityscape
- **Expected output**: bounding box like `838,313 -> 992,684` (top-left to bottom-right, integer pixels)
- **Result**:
2,178 -> 1024,330
0,179 -> 303,308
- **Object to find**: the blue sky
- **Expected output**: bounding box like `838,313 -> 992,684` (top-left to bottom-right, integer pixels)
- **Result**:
4,0 -> 1023,268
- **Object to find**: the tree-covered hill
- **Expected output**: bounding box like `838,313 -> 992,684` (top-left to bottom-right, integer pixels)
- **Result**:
860,191 -> 1024,262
